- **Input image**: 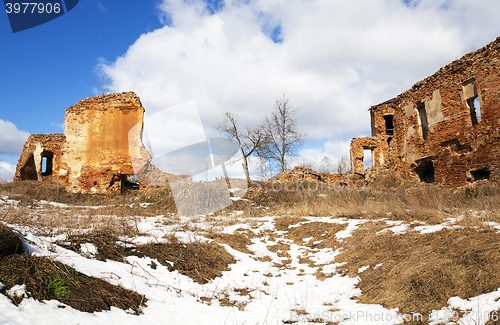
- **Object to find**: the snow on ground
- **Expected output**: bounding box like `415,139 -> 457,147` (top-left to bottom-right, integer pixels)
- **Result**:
1,198 -> 500,325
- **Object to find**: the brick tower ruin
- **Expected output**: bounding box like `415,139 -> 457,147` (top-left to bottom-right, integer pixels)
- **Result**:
14,91 -> 160,193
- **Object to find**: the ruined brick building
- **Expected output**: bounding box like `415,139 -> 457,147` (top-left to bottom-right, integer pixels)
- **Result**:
14,92 -> 161,193
350,37 -> 500,186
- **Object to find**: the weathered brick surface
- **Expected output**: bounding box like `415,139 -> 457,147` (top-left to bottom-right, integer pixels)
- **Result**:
64,92 -> 148,193
14,92 -> 161,193
14,133 -> 66,184
351,37 -> 500,186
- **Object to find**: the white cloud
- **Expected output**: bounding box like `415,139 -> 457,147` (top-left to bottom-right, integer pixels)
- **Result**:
143,101 -> 206,157
0,119 -> 29,155
292,139 -> 352,171
51,122 -> 64,130
101,0 -> 500,173
0,162 -> 15,182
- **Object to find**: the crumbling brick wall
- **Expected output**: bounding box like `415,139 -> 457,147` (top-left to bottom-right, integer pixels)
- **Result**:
14,134 -> 66,184
63,92 -> 149,193
15,91 -> 162,194
351,36 -> 500,186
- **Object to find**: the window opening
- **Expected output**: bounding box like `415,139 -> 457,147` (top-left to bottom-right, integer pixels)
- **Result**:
470,169 -> 490,181
416,102 -> 429,140
41,157 -> 47,173
124,175 -> 140,190
383,115 -> 394,136
363,149 -> 373,169
463,79 -> 481,125
414,159 -> 434,183
467,96 -> 481,125
41,151 -> 53,176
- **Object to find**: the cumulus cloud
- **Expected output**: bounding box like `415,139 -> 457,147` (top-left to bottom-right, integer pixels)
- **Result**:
100,0 -> 500,172
0,119 -> 29,155
0,162 -> 16,181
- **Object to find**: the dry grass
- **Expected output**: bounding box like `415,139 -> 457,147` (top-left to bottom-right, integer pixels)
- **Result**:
0,252 -> 145,313
244,179 -> 500,225
0,181 -> 115,206
134,237 -> 235,284
333,222 -> 500,316
1,205 -> 140,237
60,231 -> 235,285
287,221 -> 346,248
204,231 -> 253,254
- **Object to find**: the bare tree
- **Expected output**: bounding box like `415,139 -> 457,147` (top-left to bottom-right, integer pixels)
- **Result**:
334,156 -> 350,174
215,112 -> 265,182
299,161 -> 316,170
258,95 -> 305,175
318,156 -> 333,173
256,157 -> 274,181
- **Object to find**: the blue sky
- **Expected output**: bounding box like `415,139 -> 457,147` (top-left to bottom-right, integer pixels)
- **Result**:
0,0 -> 165,176
0,0 -> 163,134
1,0 -> 500,180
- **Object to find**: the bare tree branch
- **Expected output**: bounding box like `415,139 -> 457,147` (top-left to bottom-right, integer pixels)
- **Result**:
257,94 -> 305,175
215,112 -> 265,182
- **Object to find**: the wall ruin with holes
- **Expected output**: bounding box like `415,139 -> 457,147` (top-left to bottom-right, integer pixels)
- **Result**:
14,92 -> 160,193
14,134 -> 67,183
350,36 -> 500,186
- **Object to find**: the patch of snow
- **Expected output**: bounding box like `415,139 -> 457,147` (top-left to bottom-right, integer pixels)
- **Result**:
335,219 -> 367,239
7,284 -> 28,298
484,221 -> 500,230
378,225 -> 409,235
429,289 -> 500,325
358,266 -> 369,273
413,224 -> 445,234
80,243 -> 97,257
230,197 -> 249,201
